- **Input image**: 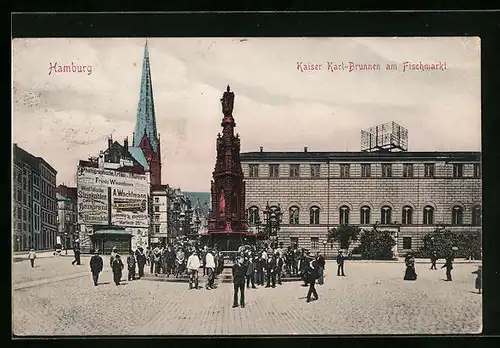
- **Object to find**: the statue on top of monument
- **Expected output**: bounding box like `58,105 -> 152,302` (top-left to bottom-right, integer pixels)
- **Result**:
221,85 -> 234,115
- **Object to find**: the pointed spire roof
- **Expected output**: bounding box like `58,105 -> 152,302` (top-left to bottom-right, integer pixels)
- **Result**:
134,40 -> 159,153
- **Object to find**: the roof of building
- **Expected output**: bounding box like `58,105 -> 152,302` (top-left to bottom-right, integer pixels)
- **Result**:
133,42 -> 159,153
13,144 -> 57,173
240,151 -> 481,162
128,146 -> 150,170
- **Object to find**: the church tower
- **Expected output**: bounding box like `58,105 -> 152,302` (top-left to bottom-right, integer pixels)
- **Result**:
206,86 -> 247,249
133,41 -> 162,186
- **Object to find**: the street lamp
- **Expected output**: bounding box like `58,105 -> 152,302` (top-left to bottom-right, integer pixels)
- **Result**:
323,240 -> 327,258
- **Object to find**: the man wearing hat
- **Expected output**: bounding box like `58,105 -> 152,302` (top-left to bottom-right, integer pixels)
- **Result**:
337,250 -> 346,276
187,250 -> 201,289
442,249 -> 456,281
89,249 -> 103,286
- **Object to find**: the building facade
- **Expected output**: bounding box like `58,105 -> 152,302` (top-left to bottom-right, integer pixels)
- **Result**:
13,144 -> 57,251
56,185 -> 78,249
240,149 -> 482,257
77,138 -> 150,254
150,184 -> 170,245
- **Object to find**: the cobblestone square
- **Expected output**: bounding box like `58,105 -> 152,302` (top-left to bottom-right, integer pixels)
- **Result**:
12,254 -> 481,336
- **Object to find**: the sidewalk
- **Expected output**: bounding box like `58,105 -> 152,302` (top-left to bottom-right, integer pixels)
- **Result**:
325,258 -> 482,264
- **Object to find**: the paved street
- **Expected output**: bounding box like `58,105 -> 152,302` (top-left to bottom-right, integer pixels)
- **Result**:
12,255 -> 481,336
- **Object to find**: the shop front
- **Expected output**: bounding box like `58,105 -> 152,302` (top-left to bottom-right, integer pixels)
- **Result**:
91,229 -> 132,255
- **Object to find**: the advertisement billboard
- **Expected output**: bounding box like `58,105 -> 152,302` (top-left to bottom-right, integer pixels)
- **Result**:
77,166 -> 149,227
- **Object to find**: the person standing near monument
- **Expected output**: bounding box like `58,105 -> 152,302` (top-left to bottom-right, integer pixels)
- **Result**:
316,251 -> 326,285
89,250 -> 103,286
205,248 -> 216,290
232,256 -> 246,308
306,259 -> 320,303
430,251 -> 438,270
187,250 -> 201,290
72,244 -> 81,265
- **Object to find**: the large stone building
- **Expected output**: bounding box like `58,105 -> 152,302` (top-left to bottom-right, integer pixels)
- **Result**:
56,185 -> 78,250
240,147 -> 481,257
13,144 -> 58,251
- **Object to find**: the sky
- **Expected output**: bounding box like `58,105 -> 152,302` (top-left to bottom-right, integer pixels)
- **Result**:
12,37 -> 481,192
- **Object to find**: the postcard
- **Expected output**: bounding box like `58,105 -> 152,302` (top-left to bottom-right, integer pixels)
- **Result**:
12,37 -> 481,336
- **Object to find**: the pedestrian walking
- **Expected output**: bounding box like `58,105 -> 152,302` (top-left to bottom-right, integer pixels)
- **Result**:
256,253 -> 265,286
430,251 -> 438,270
246,256 -> 256,289
165,245 -> 176,277
472,265 -> 482,294
111,254 -> 124,286
316,252 -> 326,285
72,245 -> 81,265
232,256 -> 246,308
28,248 -> 37,268
127,250 -> 136,281
404,253 -> 417,281
442,254 -> 454,281
110,246 -> 118,267
187,251 -> 201,290
89,250 -> 103,286
205,248 -> 216,289
135,247 -> 146,279
336,250 -> 346,276
306,260 -> 320,302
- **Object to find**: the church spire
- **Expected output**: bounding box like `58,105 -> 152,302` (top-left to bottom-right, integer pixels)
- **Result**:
133,40 -> 159,153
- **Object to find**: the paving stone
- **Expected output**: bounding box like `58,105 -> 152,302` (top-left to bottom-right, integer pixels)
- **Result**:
12,256 -> 482,335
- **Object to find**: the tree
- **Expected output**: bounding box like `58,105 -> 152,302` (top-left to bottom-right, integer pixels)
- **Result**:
356,229 -> 396,260
327,224 -> 361,250
416,229 -> 481,259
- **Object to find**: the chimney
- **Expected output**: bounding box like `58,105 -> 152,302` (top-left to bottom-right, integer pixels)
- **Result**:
124,137 -> 128,151
304,146 -> 308,152
108,136 -> 113,150
260,146 -> 263,153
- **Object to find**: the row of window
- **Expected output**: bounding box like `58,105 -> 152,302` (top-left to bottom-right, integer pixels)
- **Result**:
289,236 -> 415,250
41,165 -> 56,183
248,163 -> 481,178
247,204 -> 482,226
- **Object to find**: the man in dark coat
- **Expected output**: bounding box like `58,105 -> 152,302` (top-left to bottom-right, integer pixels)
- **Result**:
232,256 -> 247,308
72,244 -> 81,265
135,247 -> 147,279
111,254 -> 124,285
337,250 -> 346,276
165,245 -> 176,277
442,254 -> 454,281
306,260 -> 320,302
89,250 -> 103,286
265,254 -> 277,288
127,250 -> 136,281
246,256 -> 256,289
430,251 -> 438,270
316,252 -> 326,285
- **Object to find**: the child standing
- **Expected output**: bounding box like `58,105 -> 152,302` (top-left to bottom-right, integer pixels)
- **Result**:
472,265 -> 482,294
28,248 -> 37,268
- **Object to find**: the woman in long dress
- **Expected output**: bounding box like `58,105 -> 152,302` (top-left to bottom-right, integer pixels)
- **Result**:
404,254 -> 417,281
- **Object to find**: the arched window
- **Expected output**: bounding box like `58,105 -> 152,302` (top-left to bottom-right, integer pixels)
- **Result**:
381,206 -> 392,224
339,206 -> 350,225
452,205 -> 464,225
360,206 -> 371,225
310,206 -> 320,225
289,206 -> 300,225
402,206 -> 413,225
248,206 -> 260,225
423,206 -> 434,225
472,205 -> 481,226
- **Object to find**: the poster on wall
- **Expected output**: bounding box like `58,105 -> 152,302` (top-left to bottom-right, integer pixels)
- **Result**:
77,166 -> 149,227
77,167 -> 109,225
